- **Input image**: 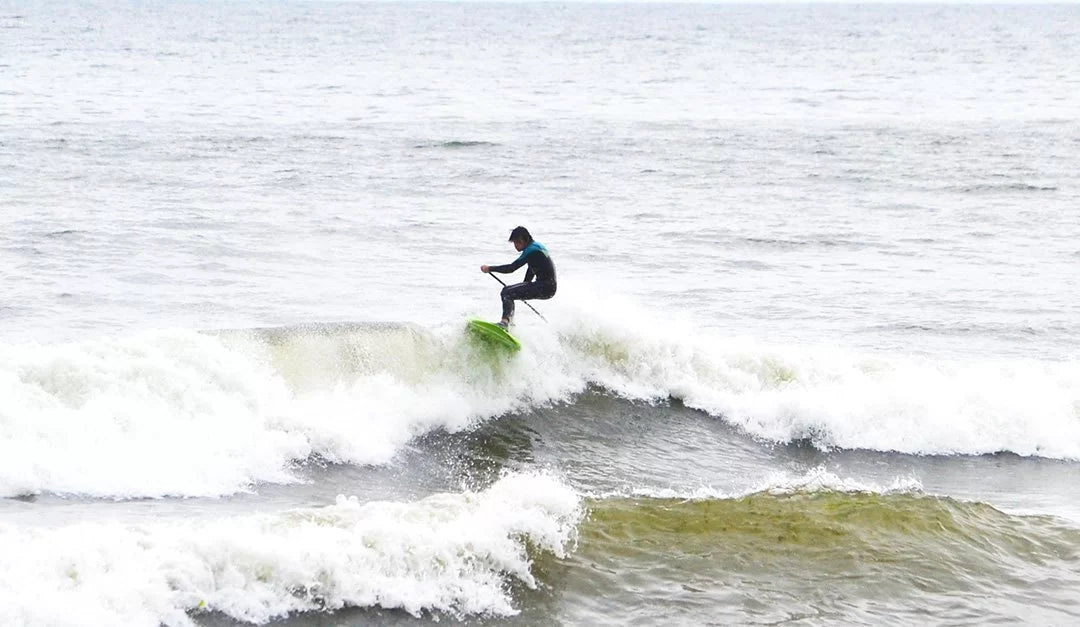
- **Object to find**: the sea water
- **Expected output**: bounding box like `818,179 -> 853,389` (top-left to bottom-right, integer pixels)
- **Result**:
1,2 -> 1079,624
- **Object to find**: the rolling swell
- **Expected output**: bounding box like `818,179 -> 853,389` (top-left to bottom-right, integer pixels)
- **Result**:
554,490 -> 1080,624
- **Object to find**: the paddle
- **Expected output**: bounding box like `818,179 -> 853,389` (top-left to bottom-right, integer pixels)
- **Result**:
486,273 -> 548,323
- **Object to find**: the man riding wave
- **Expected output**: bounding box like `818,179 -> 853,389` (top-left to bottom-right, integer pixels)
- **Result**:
480,226 -> 556,328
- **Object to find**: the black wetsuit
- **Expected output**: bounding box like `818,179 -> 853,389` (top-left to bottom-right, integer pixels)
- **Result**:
488,241 -> 557,320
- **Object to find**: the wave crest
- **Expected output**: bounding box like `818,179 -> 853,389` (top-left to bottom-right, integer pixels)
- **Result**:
2,314 -> 1078,499
0,473 -> 581,625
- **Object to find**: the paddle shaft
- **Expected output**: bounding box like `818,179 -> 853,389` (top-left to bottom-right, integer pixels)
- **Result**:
487,272 -> 548,323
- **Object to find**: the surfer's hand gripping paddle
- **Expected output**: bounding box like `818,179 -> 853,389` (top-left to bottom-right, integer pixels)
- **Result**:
486,273 -> 548,323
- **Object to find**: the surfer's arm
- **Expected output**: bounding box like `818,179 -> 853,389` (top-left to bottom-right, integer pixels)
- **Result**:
486,251 -> 529,274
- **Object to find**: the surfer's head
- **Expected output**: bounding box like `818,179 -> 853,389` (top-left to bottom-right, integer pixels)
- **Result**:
509,226 -> 533,251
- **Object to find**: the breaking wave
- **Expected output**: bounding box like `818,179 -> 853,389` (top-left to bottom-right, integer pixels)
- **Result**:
1,307 -> 1077,498
0,473 -> 580,626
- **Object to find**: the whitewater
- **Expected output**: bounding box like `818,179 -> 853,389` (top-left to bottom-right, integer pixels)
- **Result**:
2,314 -> 1079,500
2,1 -> 1079,624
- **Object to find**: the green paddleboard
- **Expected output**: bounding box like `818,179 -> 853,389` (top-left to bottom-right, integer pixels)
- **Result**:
466,319 -> 522,352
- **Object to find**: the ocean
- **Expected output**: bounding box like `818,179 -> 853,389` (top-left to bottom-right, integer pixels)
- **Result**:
1,1 -> 1079,624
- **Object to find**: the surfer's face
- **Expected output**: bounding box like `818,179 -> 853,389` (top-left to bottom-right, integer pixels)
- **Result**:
512,239 -> 526,252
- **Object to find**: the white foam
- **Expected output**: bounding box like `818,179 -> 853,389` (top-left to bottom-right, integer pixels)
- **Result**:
541,300 -> 1080,461
752,466 -> 923,496
0,473 -> 581,626
0,331 -> 308,498
599,466 -> 923,502
0,326 -> 584,498
2,306 -> 1077,499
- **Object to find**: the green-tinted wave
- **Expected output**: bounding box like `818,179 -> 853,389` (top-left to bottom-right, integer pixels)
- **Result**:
533,491 -> 1080,624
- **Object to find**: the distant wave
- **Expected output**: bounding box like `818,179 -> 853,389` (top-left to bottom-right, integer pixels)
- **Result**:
740,236 -> 867,250
413,140 -> 498,149
862,320 -> 1078,338
953,182 -> 1058,193
1,313 -> 1078,499
43,229 -> 81,238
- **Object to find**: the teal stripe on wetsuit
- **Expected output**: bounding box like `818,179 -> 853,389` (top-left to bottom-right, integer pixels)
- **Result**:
515,242 -> 547,265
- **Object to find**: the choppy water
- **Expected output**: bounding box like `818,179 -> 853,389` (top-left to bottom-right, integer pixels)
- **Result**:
2,2 -> 1079,625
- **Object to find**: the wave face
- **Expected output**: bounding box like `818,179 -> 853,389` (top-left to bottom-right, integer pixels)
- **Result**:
566,485 -> 1080,624
5,469 -> 1077,626
6,472 -> 1071,621
0,473 -> 580,626
1,314 -> 1078,498
553,312 -> 1080,459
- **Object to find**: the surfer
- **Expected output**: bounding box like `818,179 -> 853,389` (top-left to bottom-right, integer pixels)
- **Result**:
480,226 -> 556,328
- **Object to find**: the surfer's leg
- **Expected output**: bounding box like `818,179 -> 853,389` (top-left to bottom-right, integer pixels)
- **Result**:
501,283 -> 524,321
500,282 -> 544,322
501,290 -> 515,322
